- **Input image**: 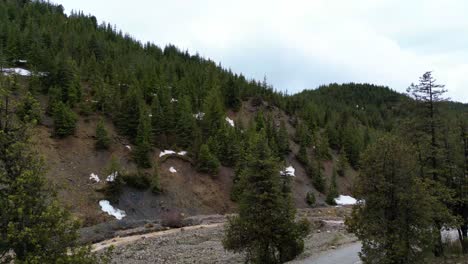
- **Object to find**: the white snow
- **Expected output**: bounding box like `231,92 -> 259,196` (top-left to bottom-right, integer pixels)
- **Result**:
99,200 -> 126,220
441,229 -> 459,243
159,150 -> 187,157
125,145 -> 132,150
17,59 -> 27,63
148,113 -> 153,117
89,173 -> 100,183
280,166 -> 296,177
170,98 -> 178,103
334,195 -> 357,205
2,68 -> 31,76
193,112 -> 205,120
106,171 -> 118,182
169,166 -> 177,173
225,117 -> 235,127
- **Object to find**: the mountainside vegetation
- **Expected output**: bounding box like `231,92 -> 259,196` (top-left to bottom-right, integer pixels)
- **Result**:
0,0 -> 466,263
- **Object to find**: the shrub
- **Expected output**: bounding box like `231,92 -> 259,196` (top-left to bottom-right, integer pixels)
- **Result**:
95,118 -> 111,150
306,191 -> 316,207
52,101 -> 77,137
122,172 -> 150,190
196,144 -> 220,175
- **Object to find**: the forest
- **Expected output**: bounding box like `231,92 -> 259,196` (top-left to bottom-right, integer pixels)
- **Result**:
0,0 -> 466,263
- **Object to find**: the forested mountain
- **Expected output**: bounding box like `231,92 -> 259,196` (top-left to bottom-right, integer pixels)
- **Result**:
0,0 -> 467,263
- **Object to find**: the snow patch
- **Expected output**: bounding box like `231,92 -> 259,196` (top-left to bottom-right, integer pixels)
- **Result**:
170,98 -> 178,103
169,166 -> 177,173
334,195 -> 357,205
159,150 -> 187,157
89,173 -> 100,183
2,68 -> 31,76
99,200 -> 126,220
193,112 -> 205,120
125,145 -> 132,150
106,171 -> 118,182
225,117 -> 235,127
280,166 -> 295,177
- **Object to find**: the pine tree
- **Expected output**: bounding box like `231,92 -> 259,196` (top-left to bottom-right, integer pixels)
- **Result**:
311,159 -> 325,193
347,135 -> 437,264
336,147 -> 349,177
52,101 -> 77,137
202,87 -> 224,138
104,155 -> 123,201
175,95 -> 195,149
197,144 -> 220,175
134,106 -> 152,168
297,142 -> 309,166
223,134 -> 310,263
326,168 -> 338,205
151,163 -> 162,194
0,93 -> 105,263
306,191 -> 316,207
95,118 -> 110,150
16,91 -> 41,124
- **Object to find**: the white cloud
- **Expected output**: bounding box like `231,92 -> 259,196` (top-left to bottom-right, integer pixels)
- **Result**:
55,0 -> 468,102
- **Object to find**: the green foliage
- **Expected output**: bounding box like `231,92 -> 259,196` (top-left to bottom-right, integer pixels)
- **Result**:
134,106 -> 152,168
296,143 -> 309,166
104,156 -> 123,201
52,101 -> 77,137
277,120 -> 290,156
223,135 -> 310,263
0,93 -> 105,263
306,191 -> 316,207
336,147 -> 349,177
326,168 -> 338,205
311,159 -> 325,193
347,135 -> 437,264
197,144 -> 220,175
16,91 -> 41,124
122,172 -> 150,190
95,118 -> 110,150
151,163 -> 162,194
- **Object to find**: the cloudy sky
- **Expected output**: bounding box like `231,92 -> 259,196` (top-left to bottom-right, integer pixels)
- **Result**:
56,0 -> 468,102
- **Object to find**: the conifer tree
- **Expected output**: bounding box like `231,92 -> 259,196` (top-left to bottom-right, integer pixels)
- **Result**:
196,144 -> 220,175
223,134 -> 310,263
347,135 -> 437,264
0,91 -> 105,263
336,147 -> 349,177
134,106 -> 152,168
202,87 -> 224,138
311,159 -> 325,193
17,91 -> 41,124
175,95 -> 195,149
95,118 -> 110,150
277,120 -> 290,156
151,163 -> 162,194
52,101 -> 77,137
326,168 -> 338,205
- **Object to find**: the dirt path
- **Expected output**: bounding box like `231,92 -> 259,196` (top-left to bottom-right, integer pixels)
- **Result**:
290,242 -> 361,264
92,223 -> 223,252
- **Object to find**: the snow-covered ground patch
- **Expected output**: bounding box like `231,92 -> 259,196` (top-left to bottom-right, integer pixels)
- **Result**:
170,98 -> 178,103
89,173 -> 100,183
280,166 -> 295,177
99,200 -> 126,220
106,171 -> 118,182
169,167 -> 177,173
159,150 -> 187,157
225,117 -> 235,127
334,195 -> 357,205
193,112 -> 205,120
125,145 -> 132,150
1,67 -> 31,76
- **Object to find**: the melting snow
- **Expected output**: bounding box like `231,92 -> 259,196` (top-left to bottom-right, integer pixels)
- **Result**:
89,173 -> 100,183
159,150 -> 187,157
334,195 -> 357,205
193,112 -> 205,120
280,166 -> 295,177
169,167 -> 177,173
225,117 -> 235,127
99,200 -> 126,220
106,171 -> 118,182
2,68 -> 31,76
170,98 -> 178,103
125,145 -> 132,150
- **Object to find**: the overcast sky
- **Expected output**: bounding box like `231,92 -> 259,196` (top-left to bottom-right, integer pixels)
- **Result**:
55,0 -> 468,102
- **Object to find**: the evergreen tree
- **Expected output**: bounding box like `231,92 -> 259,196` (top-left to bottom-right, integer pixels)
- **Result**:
16,91 -> 41,124
52,101 -> 77,137
151,163 -> 162,194
202,87 -> 224,138
326,168 -> 338,205
296,142 -> 309,166
175,95 -> 195,149
223,134 -> 310,263
311,159 -> 325,193
134,106 -> 152,168
336,147 -> 349,177
196,144 -> 220,175
347,135 -> 437,264
95,118 -> 110,150
104,155 -> 123,201
306,191 -> 316,207
225,76 -> 241,111
0,92 -> 105,263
